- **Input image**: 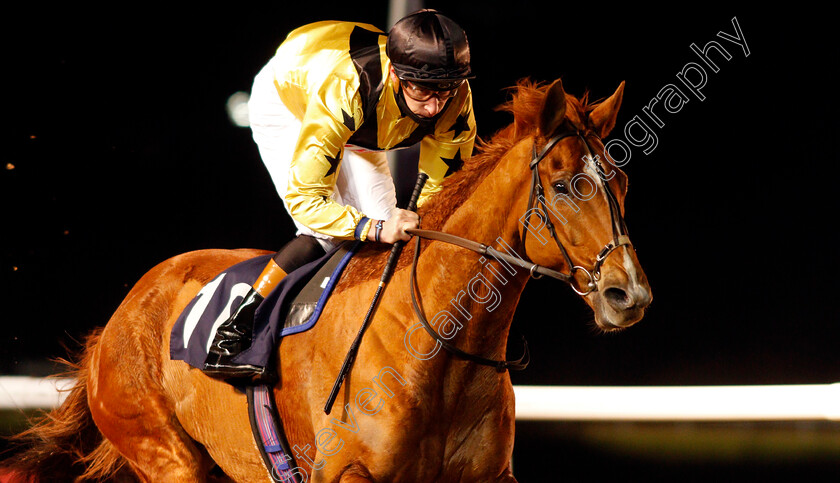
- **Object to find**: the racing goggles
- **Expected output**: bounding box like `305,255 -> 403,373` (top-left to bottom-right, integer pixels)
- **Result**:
401,79 -> 463,102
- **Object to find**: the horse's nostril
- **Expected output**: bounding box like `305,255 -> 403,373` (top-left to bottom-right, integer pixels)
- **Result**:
604,287 -> 631,309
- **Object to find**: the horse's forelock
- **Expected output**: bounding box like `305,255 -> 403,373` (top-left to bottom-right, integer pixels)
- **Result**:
497,79 -> 595,137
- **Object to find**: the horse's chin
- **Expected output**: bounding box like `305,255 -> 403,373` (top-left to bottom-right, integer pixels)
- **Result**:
594,309 -> 645,332
589,294 -> 647,332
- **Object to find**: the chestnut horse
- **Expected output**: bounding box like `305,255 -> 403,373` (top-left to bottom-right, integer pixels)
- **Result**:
5,78 -> 650,482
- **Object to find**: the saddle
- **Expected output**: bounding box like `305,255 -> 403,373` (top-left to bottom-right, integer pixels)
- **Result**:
169,241 -> 359,372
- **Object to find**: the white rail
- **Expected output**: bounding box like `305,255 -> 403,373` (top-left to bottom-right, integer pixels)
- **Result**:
3,377 -> 840,421
0,376 -> 75,410
512,384 -> 840,421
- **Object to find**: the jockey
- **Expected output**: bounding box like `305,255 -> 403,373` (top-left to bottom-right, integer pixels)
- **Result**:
204,9 -> 476,380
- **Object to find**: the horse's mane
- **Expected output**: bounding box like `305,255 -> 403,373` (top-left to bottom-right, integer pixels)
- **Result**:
337,79 -> 596,289
420,79 -> 593,231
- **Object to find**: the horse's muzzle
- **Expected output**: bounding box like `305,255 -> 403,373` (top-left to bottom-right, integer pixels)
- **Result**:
591,280 -> 652,330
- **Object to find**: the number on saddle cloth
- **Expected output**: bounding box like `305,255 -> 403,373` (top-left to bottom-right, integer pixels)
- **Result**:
169,242 -> 360,371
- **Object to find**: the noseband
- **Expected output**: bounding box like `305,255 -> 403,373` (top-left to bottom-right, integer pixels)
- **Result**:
522,129 -> 632,295
405,129 -> 634,371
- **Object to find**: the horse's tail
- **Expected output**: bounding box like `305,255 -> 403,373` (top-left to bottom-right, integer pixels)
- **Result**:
1,328 -> 128,482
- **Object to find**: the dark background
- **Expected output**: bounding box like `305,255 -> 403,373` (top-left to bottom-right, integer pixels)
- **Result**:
2,2 -> 838,481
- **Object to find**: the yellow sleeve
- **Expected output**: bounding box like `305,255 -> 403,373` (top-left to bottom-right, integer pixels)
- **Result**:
284,75 -> 368,239
417,88 -> 476,207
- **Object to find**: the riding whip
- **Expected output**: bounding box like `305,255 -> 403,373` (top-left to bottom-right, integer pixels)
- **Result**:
324,172 -> 428,415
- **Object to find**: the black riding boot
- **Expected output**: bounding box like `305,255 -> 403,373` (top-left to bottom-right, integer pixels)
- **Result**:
203,237 -> 324,381
203,288 -> 268,380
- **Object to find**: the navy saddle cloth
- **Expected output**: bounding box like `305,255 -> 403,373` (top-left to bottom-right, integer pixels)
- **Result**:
170,241 -> 359,369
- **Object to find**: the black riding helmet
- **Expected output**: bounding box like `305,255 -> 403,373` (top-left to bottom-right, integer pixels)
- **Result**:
386,9 -> 474,91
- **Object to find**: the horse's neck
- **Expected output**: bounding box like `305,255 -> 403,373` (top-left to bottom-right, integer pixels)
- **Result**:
445,140 -> 535,248
416,138 -> 534,363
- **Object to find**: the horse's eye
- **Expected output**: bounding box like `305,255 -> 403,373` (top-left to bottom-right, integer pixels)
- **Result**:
553,181 -> 569,195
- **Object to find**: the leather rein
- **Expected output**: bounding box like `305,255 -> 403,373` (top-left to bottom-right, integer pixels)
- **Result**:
405,129 -> 632,372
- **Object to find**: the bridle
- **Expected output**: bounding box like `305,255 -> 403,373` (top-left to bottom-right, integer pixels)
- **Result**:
522,128 -> 632,295
405,128 -> 633,371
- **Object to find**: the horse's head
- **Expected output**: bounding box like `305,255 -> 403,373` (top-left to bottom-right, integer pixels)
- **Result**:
523,79 -> 651,330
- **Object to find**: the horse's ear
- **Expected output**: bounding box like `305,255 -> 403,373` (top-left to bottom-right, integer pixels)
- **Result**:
589,81 -> 625,138
539,79 -> 567,137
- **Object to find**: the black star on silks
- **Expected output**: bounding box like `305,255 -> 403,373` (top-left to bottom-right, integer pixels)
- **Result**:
325,148 -> 342,177
446,110 -> 471,139
341,109 -> 356,132
441,149 -> 464,177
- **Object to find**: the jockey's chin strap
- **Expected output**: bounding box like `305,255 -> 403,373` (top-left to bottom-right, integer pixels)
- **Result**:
402,129 -> 633,372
